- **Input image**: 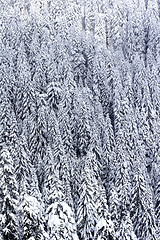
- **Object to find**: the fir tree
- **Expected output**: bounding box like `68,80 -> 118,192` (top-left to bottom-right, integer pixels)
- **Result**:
0,146 -> 19,240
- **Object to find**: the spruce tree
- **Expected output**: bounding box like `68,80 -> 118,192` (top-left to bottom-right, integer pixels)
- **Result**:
0,146 -> 19,240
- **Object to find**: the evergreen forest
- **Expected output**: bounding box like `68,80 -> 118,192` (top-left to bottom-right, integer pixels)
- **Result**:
0,0 -> 160,239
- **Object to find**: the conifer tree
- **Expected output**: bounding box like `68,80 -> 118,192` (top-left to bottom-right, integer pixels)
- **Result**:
43,147 -> 79,240
130,173 -> 158,240
0,146 -> 19,240
76,160 -> 98,240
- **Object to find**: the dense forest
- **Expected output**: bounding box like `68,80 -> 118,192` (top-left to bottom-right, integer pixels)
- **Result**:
0,0 -> 160,239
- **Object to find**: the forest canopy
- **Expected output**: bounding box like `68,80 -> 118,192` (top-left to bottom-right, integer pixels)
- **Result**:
0,0 -> 160,239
